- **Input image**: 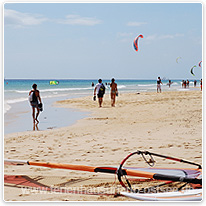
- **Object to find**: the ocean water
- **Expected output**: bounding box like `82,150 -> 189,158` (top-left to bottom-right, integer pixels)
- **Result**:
4,79 -> 201,134
4,79 -> 201,113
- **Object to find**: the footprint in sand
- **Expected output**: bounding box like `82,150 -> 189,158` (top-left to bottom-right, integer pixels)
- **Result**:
111,148 -> 120,152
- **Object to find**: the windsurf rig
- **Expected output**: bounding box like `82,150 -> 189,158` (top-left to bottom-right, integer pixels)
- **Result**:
116,150 -> 201,193
4,150 -> 202,201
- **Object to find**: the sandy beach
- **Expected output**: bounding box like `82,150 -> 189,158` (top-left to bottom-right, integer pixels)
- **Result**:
4,90 -> 202,201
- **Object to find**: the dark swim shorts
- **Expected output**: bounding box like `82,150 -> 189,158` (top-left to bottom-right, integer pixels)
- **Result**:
30,102 -> 38,108
97,93 -> 104,98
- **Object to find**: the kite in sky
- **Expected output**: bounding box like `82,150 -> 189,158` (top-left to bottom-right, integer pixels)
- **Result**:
176,57 -> 182,63
133,34 -> 143,52
198,61 -> 202,67
190,65 -> 197,76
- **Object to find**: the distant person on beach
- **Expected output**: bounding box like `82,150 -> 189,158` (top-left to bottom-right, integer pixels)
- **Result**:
194,80 -> 197,87
94,79 -> 105,107
157,77 -> 163,93
110,78 -> 118,107
200,79 -> 202,91
168,79 -> 172,88
182,80 -> 186,89
186,79 -> 189,88
29,84 -> 42,125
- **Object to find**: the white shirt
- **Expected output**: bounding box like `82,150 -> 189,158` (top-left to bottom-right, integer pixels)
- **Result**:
95,83 -> 102,94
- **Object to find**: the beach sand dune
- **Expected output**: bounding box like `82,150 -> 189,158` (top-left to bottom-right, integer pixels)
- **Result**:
4,91 -> 202,201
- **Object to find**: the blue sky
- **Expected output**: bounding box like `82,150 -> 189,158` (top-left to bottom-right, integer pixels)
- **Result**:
4,3 -> 202,79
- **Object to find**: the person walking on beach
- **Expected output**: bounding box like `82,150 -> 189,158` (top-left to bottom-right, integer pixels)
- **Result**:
157,77 -> 163,93
183,80 -> 187,89
94,79 -> 105,107
186,79 -> 190,88
110,78 -> 118,107
29,84 -> 42,125
200,79 -> 202,91
194,80 -> 197,87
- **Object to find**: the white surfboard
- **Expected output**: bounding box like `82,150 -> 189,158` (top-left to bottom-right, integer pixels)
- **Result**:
121,189 -> 202,201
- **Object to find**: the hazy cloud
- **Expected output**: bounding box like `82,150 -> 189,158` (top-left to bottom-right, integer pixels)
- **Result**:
4,9 -> 48,28
55,14 -> 102,26
117,32 -> 134,37
146,33 -> 184,41
4,9 -> 101,28
127,21 -> 147,27
159,33 -> 184,39
145,34 -> 157,41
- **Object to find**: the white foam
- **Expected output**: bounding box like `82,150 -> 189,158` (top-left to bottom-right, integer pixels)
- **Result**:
6,97 -> 28,104
137,84 -> 156,87
4,103 -> 11,114
172,82 -> 179,85
177,89 -> 190,91
4,97 -> 28,114
12,87 -> 93,93
4,92 -> 77,114
117,85 -> 126,89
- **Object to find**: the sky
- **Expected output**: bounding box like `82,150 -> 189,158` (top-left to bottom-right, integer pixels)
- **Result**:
3,2 -> 203,80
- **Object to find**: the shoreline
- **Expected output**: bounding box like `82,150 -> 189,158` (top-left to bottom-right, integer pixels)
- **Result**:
4,90 -> 202,201
4,96 -> 89,135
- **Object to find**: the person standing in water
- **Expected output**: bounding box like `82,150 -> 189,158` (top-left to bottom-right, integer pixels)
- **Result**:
168,79 -> 172,88
110,78 -> 118,107
157,77 -> 163,93
29,84 -> 42,125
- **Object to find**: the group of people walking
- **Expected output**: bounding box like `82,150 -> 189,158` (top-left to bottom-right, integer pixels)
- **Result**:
182,79 -> 190,88
93,78 -> 118,107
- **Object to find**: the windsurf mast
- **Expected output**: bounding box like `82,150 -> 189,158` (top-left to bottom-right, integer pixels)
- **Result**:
136,150 -> 202,169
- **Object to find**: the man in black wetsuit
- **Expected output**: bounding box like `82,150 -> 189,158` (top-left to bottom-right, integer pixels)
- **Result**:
29,84 -> 42,125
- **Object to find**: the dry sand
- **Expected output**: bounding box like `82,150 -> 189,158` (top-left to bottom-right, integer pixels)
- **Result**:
4,90 -> 202,201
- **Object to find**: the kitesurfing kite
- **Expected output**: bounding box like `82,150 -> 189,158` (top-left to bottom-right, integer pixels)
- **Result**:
190,66 -> 197,76
198,61 -> 202,67
133,34 -> 144,52
4,150 -> 202,201
176,57 -> 182,63
50,81 -> 59,85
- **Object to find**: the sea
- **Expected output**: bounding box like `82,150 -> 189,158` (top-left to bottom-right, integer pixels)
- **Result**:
4,79 -> 201,134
